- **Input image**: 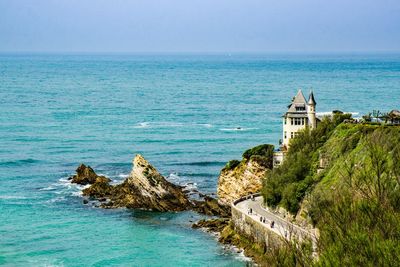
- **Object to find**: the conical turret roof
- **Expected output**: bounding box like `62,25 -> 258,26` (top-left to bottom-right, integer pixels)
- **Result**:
308,90 -> 316,105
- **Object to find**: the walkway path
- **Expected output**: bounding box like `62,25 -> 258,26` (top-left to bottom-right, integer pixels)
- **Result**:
234,195 -> 317,245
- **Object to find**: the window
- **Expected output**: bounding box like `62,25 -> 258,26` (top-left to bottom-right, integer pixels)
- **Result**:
284,118 -> 287,125
291,118 -> 294,125
293,118 -> 304,125
295,104 -> 306,111
284,131 -> 287,139
291,132 -> 294,138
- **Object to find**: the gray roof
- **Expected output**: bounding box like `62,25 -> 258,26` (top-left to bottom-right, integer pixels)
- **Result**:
308,90 -> 316,105
284,113 -> 308,118
287,90 -> 307,113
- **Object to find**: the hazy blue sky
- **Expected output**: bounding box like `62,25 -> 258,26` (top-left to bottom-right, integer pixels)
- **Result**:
0,0 -> 399,53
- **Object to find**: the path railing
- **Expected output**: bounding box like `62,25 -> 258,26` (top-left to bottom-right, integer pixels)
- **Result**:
232,193 -> 317,243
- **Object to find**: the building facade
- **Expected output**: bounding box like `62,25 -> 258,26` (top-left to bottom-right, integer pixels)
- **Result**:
273,89 -> 317,167
282,89 -> 317,149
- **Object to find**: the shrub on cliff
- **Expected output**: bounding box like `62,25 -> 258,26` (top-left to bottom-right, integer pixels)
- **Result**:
223,160 -> 241,171
242,144 -> 274,169
242,144 -> 274,159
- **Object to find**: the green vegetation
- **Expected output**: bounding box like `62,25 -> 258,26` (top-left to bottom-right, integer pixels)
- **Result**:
222,144 -> 275,172
262,113 -> 351,213
223,159 -> 241,171
242,144 -> 274,169
261,115 -> 400,266
220,222 -> 313,267
311,126 -> 400,265
242,144 -> 275,159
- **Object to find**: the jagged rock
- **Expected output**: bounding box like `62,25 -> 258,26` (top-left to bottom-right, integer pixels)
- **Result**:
81,154 -> 192,212
70,164 -> 111,185
192,196 -> 231,218
217,144 -> 274,205
192,218 -> 230,232
82,176 -> 114,198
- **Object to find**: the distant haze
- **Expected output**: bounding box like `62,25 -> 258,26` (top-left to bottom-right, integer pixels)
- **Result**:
0,0 -> 399,53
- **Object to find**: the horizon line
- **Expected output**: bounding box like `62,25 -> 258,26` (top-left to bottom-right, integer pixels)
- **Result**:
1,50 -> 400,56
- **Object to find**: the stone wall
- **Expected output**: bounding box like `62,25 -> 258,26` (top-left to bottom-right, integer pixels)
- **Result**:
231,201 -> 283,250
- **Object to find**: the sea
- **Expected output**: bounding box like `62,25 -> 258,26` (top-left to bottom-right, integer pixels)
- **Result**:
0,53 -> 399,266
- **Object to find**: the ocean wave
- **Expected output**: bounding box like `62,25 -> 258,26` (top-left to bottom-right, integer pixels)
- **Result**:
118,173 -> 129,179
167,173 -> 198,189
173,161 -> 226,167
0,158 -> 41,166
198,123 -> 213,128
46,196 -> 66,203
132,121 -> 213,129
39,186 -> 57,191
132,122 -> 151,128
219,127 -> 259,132
39,176 -> 85,199
180,172 -> 214,178
0,195 -> 29,200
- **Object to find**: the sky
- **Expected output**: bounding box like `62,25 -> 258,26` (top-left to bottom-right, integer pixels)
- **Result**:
0,0 -> 399,53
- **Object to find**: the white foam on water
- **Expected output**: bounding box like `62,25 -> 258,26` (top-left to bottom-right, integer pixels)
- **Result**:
167,172 -> 199,192
39,186 -> 56,191
133,121 -> 213,129
0,195 -> 29,200
232,249 -> 253,264
133,121 -> 184,128
47,196 -> 66,203
168,172 -> 181,182
183,182 -> 198,192
132,122 -> 150,128
220,127 -> 258,132
200,123 -> 213,128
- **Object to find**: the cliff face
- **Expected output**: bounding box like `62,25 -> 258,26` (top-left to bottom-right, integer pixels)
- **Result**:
217,144 -> 274,205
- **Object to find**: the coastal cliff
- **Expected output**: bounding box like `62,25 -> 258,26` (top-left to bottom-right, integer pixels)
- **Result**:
261,115 -> 400,265
217,144 -> 274,205
213,116 -> 400,266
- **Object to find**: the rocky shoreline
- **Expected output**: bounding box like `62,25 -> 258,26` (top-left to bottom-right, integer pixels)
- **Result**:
70,154 -> 230,216
70,152 -> 268,266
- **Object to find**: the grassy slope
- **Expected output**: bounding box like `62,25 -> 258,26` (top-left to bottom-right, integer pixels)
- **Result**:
262,120 -> 400,265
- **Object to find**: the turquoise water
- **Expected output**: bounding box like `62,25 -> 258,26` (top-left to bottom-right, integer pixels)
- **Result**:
0,54 -> 399,266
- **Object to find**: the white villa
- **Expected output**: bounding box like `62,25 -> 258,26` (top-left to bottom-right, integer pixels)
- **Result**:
273,89 -> 318,166
282,89 -> 317,148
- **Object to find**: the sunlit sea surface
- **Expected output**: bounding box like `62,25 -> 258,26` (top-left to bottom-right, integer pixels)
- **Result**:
0,54 -> 399,266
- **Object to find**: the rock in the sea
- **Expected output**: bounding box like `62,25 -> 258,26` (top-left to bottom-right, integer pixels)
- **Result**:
70,164 -> 111,185
81,154 -> 192,212
192,218 -> 230,232
217,144 -> 274,205
192,195 -> 231,218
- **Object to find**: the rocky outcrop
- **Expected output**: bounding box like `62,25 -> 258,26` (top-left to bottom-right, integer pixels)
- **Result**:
192,218 -> 230,232
69,164 -> 111,185
80,154 -> 192,212
217,144 -> 274,205
192,195 -> 231,218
